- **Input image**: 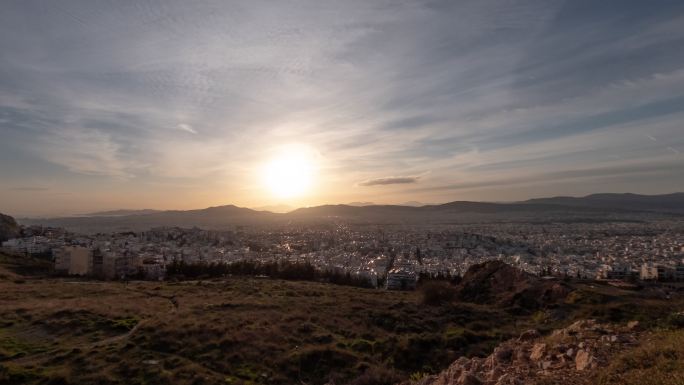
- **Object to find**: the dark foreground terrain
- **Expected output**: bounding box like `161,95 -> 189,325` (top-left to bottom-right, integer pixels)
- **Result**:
1,253 -> 683,385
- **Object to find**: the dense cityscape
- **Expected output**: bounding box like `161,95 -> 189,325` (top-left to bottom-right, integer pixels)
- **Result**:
4,219 -> 684,287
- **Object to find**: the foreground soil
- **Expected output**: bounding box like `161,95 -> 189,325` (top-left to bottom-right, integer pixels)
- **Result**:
1,254 -> 682,385
0,272 -> 527,384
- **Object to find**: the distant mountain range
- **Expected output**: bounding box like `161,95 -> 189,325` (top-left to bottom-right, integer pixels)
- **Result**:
84,209 -> 162,216
523,193 -> 684,213
17,193 -> 684,233
250,204 -> 295,213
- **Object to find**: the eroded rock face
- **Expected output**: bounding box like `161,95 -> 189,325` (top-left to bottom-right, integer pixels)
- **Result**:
406,320 -> 644,385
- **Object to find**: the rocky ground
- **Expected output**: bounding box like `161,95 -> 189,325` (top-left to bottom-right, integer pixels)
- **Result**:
408,319 -> 646,385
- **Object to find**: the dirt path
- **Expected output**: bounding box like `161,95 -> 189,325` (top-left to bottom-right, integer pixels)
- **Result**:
90,319 -> 146,348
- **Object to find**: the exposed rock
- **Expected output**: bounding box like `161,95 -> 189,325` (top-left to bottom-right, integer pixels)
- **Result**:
409,319 -> 644,385
457,372 -> 482,385
494,374 -> 520,385
454,261 -> 572,310
493,347 -> 513,363
565,348 -> 575,358
529,343 -> 546,361
517,329 -> 540,341
627,320 -> 641,330
575,349 -> 594,371
485,366 -> 504,382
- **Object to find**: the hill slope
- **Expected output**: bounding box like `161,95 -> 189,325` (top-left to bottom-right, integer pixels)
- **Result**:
19,205 -> 280,233
0,213 -> 20,242
17,193 -> 683,233
524,192 -> 684,213
455,260 -> 571,311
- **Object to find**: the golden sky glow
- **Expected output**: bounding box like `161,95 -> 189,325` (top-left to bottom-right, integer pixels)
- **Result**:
261,144 -> 317,200
1,2 -> 684,216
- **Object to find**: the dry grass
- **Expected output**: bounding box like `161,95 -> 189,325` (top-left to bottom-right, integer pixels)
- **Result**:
1,254 -> 682,385
596,329 -> 684,385
0,257 -> 520,385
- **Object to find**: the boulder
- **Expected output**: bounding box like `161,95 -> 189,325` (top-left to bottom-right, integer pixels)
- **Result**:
565,348 -> 575,358
529,343 -> 546,361
627,320 -> 640,331
575,349 -> 594,371
457,372 -> 482,385
454,261 -> 571,309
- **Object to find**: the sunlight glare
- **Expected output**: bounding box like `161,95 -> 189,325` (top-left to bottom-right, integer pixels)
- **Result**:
262,145 -> 316,199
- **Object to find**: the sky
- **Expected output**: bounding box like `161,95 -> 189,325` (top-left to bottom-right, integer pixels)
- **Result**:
1,0 -> 684,216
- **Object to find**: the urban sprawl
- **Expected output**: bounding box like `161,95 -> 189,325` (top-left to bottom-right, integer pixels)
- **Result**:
3,220 -> 684,289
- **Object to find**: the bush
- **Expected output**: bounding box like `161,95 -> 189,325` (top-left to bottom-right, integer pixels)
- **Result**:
666,312 -> 684,329
348,366 -> 403,385
420,282 -> 456,306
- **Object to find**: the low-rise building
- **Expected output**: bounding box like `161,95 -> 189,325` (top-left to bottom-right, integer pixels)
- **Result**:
386,263 -> 417,290
53,246 -> 92,276
640,262 -> 658,281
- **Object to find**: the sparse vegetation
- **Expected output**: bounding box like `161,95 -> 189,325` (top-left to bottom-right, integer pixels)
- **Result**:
598,329 -> 684,385
1,253 -> 683,385
419,281 -> 456,306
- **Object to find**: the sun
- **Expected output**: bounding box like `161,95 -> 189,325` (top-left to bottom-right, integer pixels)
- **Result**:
262,145 -> 316,199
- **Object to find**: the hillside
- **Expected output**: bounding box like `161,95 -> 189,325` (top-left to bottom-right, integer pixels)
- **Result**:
1,256 -> 682,385
16,193 -> 684,233
0,255 -> 530,385
524,193 -> 684,214
0,213 -> 20,242
406,318 -> 684,385
454,261 -> 571,311
19,205 -> 280,233
83,209 -> 162,217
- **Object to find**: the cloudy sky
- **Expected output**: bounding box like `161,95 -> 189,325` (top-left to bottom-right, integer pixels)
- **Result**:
1,0 -> 684,216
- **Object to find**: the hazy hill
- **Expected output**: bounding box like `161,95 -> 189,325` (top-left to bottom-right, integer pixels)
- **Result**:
20,205 -> 280,233
251,204 -> 295,213
17,193 -> 683,233
524,192 -> 684,213
83,209 -> 162,216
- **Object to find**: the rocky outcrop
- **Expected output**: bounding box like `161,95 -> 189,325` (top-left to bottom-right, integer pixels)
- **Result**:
408,319 -> 641,385
0,213 -> 20,242
454,261 -> 571,311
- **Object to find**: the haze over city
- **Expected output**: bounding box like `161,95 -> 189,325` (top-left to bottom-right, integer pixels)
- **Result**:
1,0 -> 684,216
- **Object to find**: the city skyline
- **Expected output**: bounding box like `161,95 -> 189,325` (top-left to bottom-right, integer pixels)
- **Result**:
2,0 -> 684,216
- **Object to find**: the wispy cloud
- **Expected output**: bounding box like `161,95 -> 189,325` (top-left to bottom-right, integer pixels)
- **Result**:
358,176 -> 420,186
177,123 -> 197,134
0,0 -> 683,212
8,187 -> 48,191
